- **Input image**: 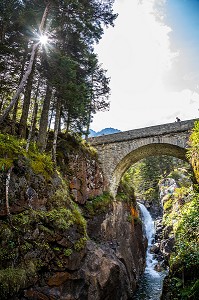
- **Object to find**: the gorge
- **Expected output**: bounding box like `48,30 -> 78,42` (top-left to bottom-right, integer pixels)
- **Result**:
0,133 -> 147,299
0,127 -> 198,299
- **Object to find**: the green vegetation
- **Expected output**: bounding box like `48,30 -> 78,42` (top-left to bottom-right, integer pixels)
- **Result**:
74,237 -> 88,252
0,261 -> 36,299
64,248 -> 73,257
163,198 -> 173,211
0,0 -> 116,156
0,133 -> 54,178
187,120 -> 199,183
0,184 -> 88,299
0,267 -> 27,298
0,1 -> 116,296
116,171 -> 136,205
84,192 -> 113,217
127,214 -> 141,225
170,195 -> 199,273
160,122 -> 199,299
121,156 -> 189,206
114,125 -> 198,299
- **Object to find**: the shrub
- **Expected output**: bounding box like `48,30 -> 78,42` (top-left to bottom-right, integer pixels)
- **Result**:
85,192 -> 113,216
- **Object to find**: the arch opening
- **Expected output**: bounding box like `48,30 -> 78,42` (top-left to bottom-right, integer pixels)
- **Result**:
110,143 -> 190,196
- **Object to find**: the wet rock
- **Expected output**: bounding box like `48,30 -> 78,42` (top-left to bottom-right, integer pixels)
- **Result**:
163,225 -> 173,239
160,236 -> 175,262
154,262 -> 164,272
150,243 -> 160,254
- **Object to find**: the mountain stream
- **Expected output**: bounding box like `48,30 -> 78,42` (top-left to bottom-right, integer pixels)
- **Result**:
132,203 -> 168,300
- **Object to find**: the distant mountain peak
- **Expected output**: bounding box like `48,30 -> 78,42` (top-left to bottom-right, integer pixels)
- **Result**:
89,127 -> 121,137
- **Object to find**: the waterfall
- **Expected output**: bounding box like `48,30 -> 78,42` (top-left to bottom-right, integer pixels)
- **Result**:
132,203 -> 167,300
139,203 -> 159,277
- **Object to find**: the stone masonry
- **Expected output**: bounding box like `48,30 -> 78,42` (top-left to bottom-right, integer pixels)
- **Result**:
89,119 -> 198,196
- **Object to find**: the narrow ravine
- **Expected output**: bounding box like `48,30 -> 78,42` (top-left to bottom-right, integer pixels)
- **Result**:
132,203 -> 168,300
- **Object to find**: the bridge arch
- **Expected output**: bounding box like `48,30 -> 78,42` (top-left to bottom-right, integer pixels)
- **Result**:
90,119 -> 197,197
111,143 -> 188,196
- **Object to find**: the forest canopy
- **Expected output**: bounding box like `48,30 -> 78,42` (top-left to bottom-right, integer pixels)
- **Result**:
0,0 -> 117,153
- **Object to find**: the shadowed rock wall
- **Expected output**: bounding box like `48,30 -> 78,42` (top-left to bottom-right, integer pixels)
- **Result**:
21,202 -> 146,300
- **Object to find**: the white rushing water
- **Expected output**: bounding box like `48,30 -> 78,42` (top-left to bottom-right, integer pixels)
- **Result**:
132,203 -> 167,300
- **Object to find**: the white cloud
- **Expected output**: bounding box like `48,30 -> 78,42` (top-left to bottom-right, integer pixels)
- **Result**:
91,0 -> 199,132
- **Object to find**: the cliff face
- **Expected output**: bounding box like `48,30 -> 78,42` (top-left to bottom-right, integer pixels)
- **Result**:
56,133 -> 108,204
21,202 -> 146,300
0,134 -> 146,299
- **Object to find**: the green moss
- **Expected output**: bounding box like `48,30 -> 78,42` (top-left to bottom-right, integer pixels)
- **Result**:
71,202 -> 87,235
47,184 -> 70,208
74,237 -> 87,251
127,214 -> 133,223
0,246 -> 17,265
0,133 -> 54,179
0,267 -> 27,299
46,208 -> 75,230
84,192 -> 113,217
0,133 -> 92,297
12,212 -> 31,227
0,184 -> 88,279
116,192 -> 129,202
64,248 -> 73,257
0,134 -> 26,157
29,151 -> 54,180
127,214 -> 141,225
116,172 -> 136,205
53,246 -> 61,252
0,224 -> 13,241
143,187 -> 158,202
163,198 -> 173,211
80,139 -> 97,157
0,158 -> 13,171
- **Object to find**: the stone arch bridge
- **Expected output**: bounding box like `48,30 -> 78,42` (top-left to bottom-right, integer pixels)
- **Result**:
89,119 -> 198,196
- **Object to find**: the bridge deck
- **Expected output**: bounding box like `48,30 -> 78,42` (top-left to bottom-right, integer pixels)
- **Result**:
89,119 -> 198,145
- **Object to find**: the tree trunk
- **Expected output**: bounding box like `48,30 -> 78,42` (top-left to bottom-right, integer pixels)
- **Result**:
85,107 -> 92,140
19,59 -> 36,138
32,102 -> 38,142
26,81 -> 40,151
47,102 -> 54,133
0,2 -> 51,125
0,93 -> 6,113
52,98 -> 61,163
66,111 -> 71,132
37,84 -> 52,151
5,166 -> 13,218
45,101 -> 54,147
12,48 -> 28,131
58,107 -> 62,133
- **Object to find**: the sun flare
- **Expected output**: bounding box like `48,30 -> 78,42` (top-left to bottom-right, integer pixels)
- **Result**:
39,35 -> 48,45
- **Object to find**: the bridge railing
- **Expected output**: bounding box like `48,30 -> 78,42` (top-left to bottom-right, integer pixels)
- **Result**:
89,119 -> 198,145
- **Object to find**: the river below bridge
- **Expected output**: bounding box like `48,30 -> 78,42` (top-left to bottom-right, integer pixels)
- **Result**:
132,203 -> 168,300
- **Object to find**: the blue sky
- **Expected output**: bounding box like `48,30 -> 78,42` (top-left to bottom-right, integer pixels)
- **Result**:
164,0 -> 199,91
91,0 -> 199,132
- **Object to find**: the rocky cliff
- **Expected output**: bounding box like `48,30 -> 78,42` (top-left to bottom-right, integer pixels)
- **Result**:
0,133 -> 147,299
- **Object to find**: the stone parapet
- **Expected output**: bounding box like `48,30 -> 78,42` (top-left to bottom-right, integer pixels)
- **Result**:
90,119 -> 198,145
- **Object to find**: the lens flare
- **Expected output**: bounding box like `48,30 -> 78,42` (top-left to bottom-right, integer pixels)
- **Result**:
40,35 -> 48,45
